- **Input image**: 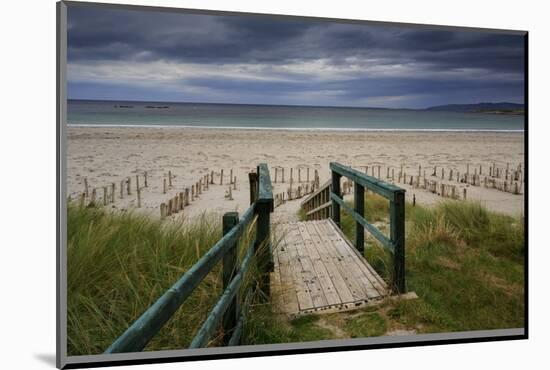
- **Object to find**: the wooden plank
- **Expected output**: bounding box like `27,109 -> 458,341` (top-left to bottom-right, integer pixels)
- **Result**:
296,223 -> 341,307
290,223 -> 328,309
274,223 -> 301,314
327,220 -> 387,296
279,223 -> 314,311
318,220 -> 384,299
311,221 -> 369,302
305,200 -> 331,217
305,221 -> 355,305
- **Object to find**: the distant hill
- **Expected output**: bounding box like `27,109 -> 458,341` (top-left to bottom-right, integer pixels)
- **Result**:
426,102 -> 524,114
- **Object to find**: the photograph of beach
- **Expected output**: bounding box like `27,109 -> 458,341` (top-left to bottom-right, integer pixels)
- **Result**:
64,2 -> 525,357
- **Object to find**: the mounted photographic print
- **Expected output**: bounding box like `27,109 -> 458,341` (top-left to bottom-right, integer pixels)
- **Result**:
56,1 -> 527,368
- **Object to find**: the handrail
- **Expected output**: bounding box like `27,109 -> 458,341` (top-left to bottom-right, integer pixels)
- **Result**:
329,162 -> 406,293
105,163 -> 273,353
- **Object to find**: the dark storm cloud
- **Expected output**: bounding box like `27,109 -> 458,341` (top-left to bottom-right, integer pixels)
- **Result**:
67,3 -> 525,108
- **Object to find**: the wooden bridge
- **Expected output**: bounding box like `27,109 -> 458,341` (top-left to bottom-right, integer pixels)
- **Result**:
104,162 -> 406,353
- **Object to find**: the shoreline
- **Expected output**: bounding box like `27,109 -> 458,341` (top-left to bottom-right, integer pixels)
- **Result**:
67,123 -> 524,133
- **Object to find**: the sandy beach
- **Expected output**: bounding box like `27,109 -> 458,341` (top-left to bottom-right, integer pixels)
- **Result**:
67,126 -> 524,222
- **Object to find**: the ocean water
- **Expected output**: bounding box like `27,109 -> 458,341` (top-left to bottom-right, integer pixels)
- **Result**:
67,100 -> 524,132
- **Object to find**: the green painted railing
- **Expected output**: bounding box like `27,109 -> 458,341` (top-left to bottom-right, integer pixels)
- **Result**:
105,163 -> 273,353
329,162 -> 406,293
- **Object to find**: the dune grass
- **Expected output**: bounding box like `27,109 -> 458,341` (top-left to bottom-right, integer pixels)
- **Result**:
67,191 -> 525,355
67,203 -> 262,356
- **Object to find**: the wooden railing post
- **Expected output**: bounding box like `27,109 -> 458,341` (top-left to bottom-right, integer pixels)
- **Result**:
248,172 -> 258,204
255,163 -> 274,301
390,190 -> 406,293
354,182 -> 365,253
331,170 -> 342,227
222,212 -> 239,344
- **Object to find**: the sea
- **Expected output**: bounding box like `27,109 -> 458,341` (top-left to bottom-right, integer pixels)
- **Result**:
67,100 -> 525,132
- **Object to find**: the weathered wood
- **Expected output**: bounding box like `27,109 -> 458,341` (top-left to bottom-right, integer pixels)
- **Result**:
127,177 -> 131,195
83,177 -> 89,198
354,183 -> 365,253
163,178 -> 167,194
111,183 -> 115,203
137,187 -> 141,208
160,203 -> 166,219
144,171 -> 148,187
331,171 -> 342,227
168,171 -> 172,187
222,212 -> 239,344
103,186 -> 108,206
220,169 -> 224,185
390,190 -> 405,293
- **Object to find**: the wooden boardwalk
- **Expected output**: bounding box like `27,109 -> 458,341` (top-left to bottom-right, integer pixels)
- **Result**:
271,219 -> 388,316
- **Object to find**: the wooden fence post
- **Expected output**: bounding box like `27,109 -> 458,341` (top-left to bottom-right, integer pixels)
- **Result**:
160,203 -> 166,219
210,170 -> 214,184
354,182 -> 365,253
390,190 -> 406,293
84,178 -> 89,198
185,188 -> 190,206
222,211 -> 239,344
144,171 -> 148,187
163,178 -> 167,194
136,175 -> 140,192
331,170 -> 342,228
255,164 -> 273,301
282,168 -> 285,183
111,183 -> 115,203
120,181 -> 124,199
103,187 -> 108,206
91,188 -> 96,205
168,171 -> 172,187
274,168 -> 278,183
137,187 -> 141,208
127,177 -> 131,195
307,167 -> 310,183
233,176 -> 237,190
220,169 -> 224,185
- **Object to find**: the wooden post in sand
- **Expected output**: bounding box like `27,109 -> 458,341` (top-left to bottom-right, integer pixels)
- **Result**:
392,168 -> 395,181
79,192 -> 86,208
282,168 -> 285,183
198,180 -> 202,195
127,177 -> 132,195
168,171 -> 172,187
230,169 -> 233,184
120,181 -> 124,199
103,187 -> 108,206
144,171 -> 148,187
463,188 -> 467,200
233,176 -> 237,190
274,168 -> 278,183
371,166 -> 375,177
307,168 -> 310,183
387,167 -> 390,179
111,183 -> 115,203
160,203 -> 166,219
136,175 -> 140,192
137,187 -> 141,208
220,169 -> 224,185
377,166 -> 381,179
163,178 -> 167,194
298,168 -> 301,183
432,166 -> 436,176
290,168 -> 293,184
413,194 -> 416,207
467,164 -> 470,176
191,185 -> 195,201
228,185 -> 233,200
206,174 -> 209,190
185,188 -> 190,205
210,170 -> 214,184
83,178 -> 89,198
91,188 -> 96,205
479,165 -> 482,175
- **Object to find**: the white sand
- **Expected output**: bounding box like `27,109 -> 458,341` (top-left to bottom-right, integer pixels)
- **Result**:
67,126 -> 525,222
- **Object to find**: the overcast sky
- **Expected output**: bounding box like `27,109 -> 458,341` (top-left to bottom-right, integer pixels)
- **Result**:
67,4 -> 525,109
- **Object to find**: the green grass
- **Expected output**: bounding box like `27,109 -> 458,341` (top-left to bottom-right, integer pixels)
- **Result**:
67,203 -> 260,355
68,191 -> 525,355
333,194 -> 525,334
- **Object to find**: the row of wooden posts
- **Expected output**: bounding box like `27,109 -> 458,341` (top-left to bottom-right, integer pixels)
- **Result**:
160,169 -> 238,219
273,167 -> 320,184
77,171 -> 149,208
